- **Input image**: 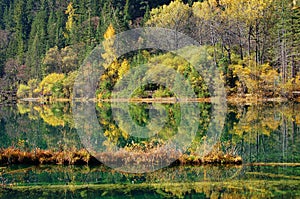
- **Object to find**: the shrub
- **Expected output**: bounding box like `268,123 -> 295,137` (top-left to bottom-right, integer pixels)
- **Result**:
17,84 -> 30,98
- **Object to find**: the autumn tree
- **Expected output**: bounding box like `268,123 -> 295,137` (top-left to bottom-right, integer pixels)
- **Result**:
42,46 -> 62,75
97,23 -> 131,99
16,64 -> 29,83
230,61 -> 281,97
146,0 -> 192,34
42,45 -> 81,76
61,46 -> 80,73
118,59 -> 130,78
17,84 -> 30,98
36,73 -> 65,98
62,70 -> 78,99
27,78 -> 38,98
100,23 -> 119,87
65,2 -> 78,45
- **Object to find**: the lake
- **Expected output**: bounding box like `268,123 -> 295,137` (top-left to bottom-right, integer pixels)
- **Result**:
0,101 -> 300,198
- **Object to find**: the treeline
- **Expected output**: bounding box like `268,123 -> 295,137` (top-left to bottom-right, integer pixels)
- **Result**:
0,0 -> 181,90
145,0 -> 300,98
1,0 -> 300,99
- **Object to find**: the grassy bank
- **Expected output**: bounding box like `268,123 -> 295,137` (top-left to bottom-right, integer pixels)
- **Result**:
0,147 -> 242,166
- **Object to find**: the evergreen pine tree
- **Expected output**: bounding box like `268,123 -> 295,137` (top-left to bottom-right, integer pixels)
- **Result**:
47,10 -> 57,49
14,0 -> 29,62
55,10 -> 66,48
26,4 -> 48,79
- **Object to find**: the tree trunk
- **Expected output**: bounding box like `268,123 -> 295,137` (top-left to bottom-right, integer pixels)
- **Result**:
248,26 -> 252,58
238,25 -> 244,60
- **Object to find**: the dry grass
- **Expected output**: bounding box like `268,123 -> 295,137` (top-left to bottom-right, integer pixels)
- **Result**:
0,148 -> 92,165
0,147 -> 242,166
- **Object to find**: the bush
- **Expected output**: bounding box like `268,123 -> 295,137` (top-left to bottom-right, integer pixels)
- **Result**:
17,84 -> 30,98
153,87 -> 174,98
38,73 -> 65,96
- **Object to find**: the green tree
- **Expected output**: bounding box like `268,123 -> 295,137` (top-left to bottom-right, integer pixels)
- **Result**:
0,30 -> 9,77
47,10 -> 57,49
14,0 -> 29,61
55,9 -> 67,48
271,0 -> 300,83
26,8 -> 48,79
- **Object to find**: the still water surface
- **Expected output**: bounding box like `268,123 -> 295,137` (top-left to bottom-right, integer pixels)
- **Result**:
0,102 -> 299,198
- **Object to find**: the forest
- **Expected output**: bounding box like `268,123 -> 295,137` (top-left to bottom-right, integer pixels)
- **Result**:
1,2 -> 300,196
0,0 -> 300,100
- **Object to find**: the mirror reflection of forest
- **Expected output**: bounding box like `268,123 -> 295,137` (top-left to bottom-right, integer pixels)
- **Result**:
0,102 -> 299,163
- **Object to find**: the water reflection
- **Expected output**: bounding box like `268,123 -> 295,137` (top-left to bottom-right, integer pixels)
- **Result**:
0,102 -> 300,197
1,164 -> 300,198
0,102 -> 299,163
225,103 -> 300,163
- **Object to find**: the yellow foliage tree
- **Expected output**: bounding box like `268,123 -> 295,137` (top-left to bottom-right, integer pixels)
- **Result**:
27,79 -> 38,98
118,59 -> 130,79
192,0 -> 221,21
37,73 -> 65,96
98,23 -> 131,97
229,104 -> 299,144
102,23 -> 117,69
65,2 -> 76,39
219,0 -> 273,24
231,62 -> 280,97
146,0 -> 191,32
295,75 -> 300,91
17,84 -> 30,98
100,24 -> 119,83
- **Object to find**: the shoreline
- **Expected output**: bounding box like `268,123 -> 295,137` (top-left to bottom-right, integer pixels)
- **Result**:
0,147 -> 242,166
18,96 -> 299,104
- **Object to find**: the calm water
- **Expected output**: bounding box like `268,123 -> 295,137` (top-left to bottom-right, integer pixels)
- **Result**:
0,102 -> 300,198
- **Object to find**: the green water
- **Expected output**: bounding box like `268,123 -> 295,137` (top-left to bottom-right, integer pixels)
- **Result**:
0,102 -> 300,198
